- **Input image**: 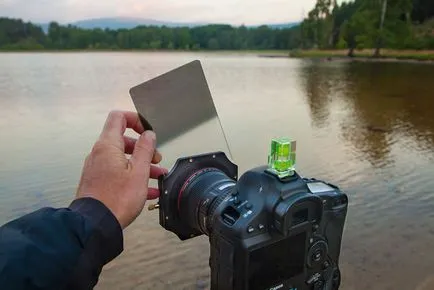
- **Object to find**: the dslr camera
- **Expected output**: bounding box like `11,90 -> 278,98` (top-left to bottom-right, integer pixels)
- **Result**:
155,137 -> 348,290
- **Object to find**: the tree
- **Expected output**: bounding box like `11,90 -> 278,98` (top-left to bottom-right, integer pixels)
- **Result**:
374,0 -> 388,57
412,0 -> 434,24
332,1 -> 362,49
0,18 -> 46,50
3,2 -> 434,53
207,38 -> 220,50
301,0 -> 337,49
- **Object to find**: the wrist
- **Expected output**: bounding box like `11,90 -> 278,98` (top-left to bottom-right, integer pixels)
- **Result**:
75,192 -> 126,227
69,197 -> 124,264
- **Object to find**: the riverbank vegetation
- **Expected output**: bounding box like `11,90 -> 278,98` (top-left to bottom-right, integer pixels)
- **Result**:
0,18 -> 296,51
296,0 -> 434,58
290,49 -> 434,61
0,0 -> 433,58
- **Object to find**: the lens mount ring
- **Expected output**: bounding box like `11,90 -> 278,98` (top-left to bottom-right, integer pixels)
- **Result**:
199,191 -> 232,235
177,167 -> 235,236
178,167 -> 221,211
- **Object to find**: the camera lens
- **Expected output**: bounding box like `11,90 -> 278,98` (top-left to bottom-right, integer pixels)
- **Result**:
178,168 -> 236,236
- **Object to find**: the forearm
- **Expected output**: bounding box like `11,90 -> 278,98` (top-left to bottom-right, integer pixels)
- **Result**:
0,110 -> 163,289
66,198 -> 124,289
0,198 -> 123,290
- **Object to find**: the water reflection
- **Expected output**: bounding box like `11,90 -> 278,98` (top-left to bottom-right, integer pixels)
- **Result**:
299,60 -> 434,289
2,53 -> 434,290
298,62 -> 334,129
300,60 -> 434,168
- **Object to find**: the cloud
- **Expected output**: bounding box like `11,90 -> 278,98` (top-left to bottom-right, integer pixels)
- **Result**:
0,0 -> 317,24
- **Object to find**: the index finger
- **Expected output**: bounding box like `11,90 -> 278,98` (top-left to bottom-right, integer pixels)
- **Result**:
99,110 -> 145,145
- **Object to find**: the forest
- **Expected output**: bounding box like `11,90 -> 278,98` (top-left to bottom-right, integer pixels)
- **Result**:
0,0 -> 433,55
298,0 -> 434,56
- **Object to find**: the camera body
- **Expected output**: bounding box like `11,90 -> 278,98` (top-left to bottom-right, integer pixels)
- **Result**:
158,152 -> 348,290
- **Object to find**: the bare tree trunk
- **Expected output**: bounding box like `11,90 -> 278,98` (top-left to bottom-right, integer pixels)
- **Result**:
328,0 -> 337,48
348,46 -> 355,57
374,0 -> 387,57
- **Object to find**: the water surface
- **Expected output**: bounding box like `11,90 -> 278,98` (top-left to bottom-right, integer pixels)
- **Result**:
1,52 -> 434,289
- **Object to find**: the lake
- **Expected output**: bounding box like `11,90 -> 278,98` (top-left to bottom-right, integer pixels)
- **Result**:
1,52 -> 434,290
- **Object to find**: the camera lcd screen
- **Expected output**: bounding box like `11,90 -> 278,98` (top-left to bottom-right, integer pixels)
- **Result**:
248,232 -> 306,290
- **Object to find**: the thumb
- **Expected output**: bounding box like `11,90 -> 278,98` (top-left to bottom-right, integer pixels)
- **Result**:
130,130 -> 156,176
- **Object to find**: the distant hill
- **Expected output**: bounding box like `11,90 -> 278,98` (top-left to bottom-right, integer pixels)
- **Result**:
266,23 -> 299,29
38,17 -> 299,32
71,17 -> 207,30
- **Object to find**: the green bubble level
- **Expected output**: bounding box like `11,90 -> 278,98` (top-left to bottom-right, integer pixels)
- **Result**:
268,137 -> 296,178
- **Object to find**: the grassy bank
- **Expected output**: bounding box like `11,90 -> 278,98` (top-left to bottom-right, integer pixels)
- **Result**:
289,49 -> 434,61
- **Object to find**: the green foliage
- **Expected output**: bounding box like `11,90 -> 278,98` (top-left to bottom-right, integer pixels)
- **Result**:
1,0 -> 434,53
207,38 -> 220,50
412,0 -> 434,23
336,37 -> 348,49
1,38 -> 44,50
408,18 -> 434,49
0,17 -> 305,51
0,18 -> 46,50
300,0 -> 434,55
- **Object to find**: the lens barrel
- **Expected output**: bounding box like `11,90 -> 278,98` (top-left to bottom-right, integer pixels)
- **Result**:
178,168 -> 235,236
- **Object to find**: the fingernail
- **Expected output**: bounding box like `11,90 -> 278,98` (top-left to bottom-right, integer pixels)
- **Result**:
144,130 -> 156,147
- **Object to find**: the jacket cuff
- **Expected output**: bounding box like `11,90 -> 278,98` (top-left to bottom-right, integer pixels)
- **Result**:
69,197 -> 123,265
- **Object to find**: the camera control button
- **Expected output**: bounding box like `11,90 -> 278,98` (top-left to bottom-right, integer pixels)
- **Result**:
313,280 -> 324,290
307,240 -> 328,268
313,250 -> 322,262
332,268 -> 341,287
306,272 -> 321,285
233,198 -> 241,206
245,203 -> 252,210
247,226 -> 255,233
258,224 -> 265,230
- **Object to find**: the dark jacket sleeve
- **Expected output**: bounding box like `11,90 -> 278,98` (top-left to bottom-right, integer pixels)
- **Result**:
0,197 -> 123,290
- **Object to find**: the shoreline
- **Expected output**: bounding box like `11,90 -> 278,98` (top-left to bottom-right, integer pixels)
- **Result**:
281,55 -> 434,65
2,49 -> 434,64
0,49 -> 289,55
284,49 -> 434,64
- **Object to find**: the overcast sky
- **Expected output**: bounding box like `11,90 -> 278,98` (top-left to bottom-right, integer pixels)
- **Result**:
0,0 -> 319,25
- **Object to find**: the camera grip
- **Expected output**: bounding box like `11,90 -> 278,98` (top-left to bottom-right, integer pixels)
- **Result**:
209,232 -> 235,290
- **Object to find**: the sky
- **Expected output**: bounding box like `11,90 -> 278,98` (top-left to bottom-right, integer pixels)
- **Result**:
0,0 -> 319,25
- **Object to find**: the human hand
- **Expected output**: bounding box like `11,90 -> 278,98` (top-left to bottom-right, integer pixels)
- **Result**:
75,110 -> 167,229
